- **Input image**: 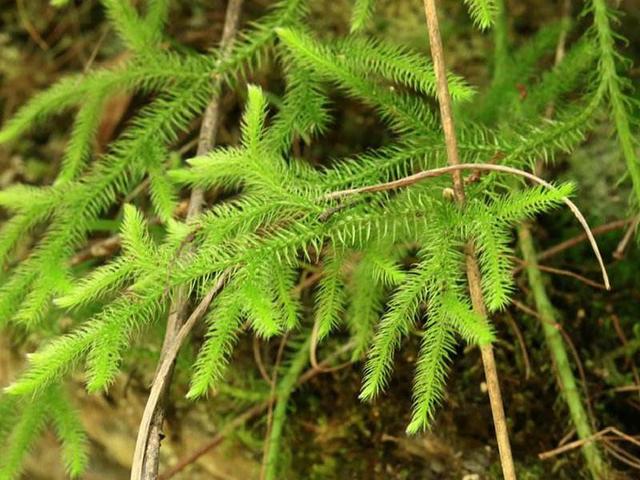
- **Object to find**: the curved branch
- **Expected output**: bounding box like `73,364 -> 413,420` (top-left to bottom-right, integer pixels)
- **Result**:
323,162 -> 610,290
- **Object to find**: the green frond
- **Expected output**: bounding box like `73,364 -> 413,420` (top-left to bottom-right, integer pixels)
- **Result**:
242,85 -> 270,154
270,263 -> 302,330
47,387 -> 89,478
332,36 -> 475,102
144,0 -> 171,36
487,182 -> 575,223
265,58 -> 331,153
350,0 -> 376,32
148,161 -> 179,224
590,0 -> 640,206
314,250 -> 348,341
5,328 -> 96,397
100,0 -> 160,52
56,259 -> 134,309
463,0 -> 497,30
56,91 -> 106,183
276,27 -> 436,134
346,254 -> 386,359
239,269 -> 284,338
0,396 -> 19,444
187,289 -> 244,398
0,393 -> 49,479
359,263 -> 429,400
406,316 -> 456,434
120,204 -> 157,265
440,291 -> 495,345
517,38 -> 597,119
470,210 -> 515,312
85,289 -> 164,392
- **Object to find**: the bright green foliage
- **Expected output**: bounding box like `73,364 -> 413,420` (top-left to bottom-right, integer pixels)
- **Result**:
350,0 -> 376,32
589,0 -> 640,207
463,0 -> 497,30
0,386 -> 88,479
0,0 -> 636,475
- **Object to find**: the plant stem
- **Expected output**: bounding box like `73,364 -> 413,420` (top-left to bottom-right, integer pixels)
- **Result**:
518,226 -> 607,478
499,0 -> 609,474
134,1 -> 244,479
420,0 -> 516,478
263,336 -> 311,480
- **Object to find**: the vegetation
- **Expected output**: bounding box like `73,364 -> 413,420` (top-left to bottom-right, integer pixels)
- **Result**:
0,0 -> 638,478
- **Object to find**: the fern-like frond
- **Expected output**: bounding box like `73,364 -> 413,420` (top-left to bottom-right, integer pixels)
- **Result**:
463,0 -> 497,30
187,287 -> 244,398
47,387 -> 89,478
589,0 -> 640,206
406,316 -> 456,433
359,263 -> 428,400
276,27 -> 436,134
332,36 -> 475,102
314,249 -> 347,341
0,392 -> 49,479
350,0 -> 376,32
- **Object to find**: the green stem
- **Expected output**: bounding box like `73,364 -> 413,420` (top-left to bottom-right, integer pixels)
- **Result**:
591,0 -> 640,207
518,225 -> 607,479
263,336 -> 311,480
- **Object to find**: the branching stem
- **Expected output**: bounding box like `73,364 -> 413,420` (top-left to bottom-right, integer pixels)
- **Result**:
132,1 -> 244,478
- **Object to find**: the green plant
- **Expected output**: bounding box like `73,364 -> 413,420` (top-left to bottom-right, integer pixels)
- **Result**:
0,0 -> 637,478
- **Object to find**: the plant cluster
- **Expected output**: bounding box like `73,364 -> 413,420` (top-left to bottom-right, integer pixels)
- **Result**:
0,0 -> 637,478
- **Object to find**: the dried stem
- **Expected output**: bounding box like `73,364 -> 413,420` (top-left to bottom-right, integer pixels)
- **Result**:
131,272 -> 231,480
420,0 -> 516,477
132,1 -> 244,479
323,162 -> 609,291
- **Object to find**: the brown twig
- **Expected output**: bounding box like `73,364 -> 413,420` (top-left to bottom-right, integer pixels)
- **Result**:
610,313 -> 640,400
539,426 -> 640,463
131,272 -> 231,480
323,162 -> 610,291
535,218 -> 631,263
613,214 -> 640,260
513,258 -> 608,290
132,2 -> 244,479
253,337 -> 275,387
503,311 -> 532,380
419,0 -> 516,477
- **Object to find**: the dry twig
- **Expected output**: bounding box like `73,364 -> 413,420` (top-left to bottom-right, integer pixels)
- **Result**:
419,0 -> 516,476
132,1 -> 244,478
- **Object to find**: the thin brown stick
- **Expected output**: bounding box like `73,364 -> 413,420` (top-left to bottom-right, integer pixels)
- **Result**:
133,2 -> 244,478
503,311 -> 532,380
610,313 -> 640,400
536,218 -> 631,262
539,426 -> 640,461
420,0 -> 516,477
131,272 -> 231,480
323,162 -> 610,291
517,261 -> 607,290
253,337 -> 274,386
613,214 -> 640,260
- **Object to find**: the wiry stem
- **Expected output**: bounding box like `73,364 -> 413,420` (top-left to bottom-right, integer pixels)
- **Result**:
322,162 -> 610,290
420,0 -> 517,478
133,1 -> 244,479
